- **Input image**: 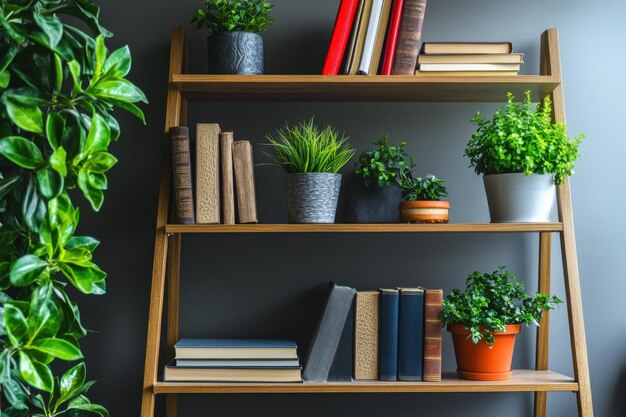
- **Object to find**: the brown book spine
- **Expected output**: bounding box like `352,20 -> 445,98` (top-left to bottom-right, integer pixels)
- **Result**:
169,126 -> 195,224
354,291 -> 379,380
220,132 -> 235,225
195,123 -> 221,224
391,0 -> 427,75
232,141 -> 258,224
423,288 -> 443,382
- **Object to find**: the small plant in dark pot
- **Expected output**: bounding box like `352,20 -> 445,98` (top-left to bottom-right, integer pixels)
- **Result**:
192,0 -> 274,74
398,174 -> 450,223
442,267 -> 562,381
347,137 -> 413,223
465,91 -> 583,222
264,118 -> 355,223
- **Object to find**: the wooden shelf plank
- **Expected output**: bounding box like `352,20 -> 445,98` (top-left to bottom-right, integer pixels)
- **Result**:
153,370 -> 577,394
171,74 -> 560,102
165,223 -> 563,234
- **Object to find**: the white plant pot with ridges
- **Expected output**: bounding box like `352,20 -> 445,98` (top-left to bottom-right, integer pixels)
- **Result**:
483,173 -> 555,223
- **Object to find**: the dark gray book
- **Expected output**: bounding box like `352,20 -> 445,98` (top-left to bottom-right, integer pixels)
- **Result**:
327,296 -> 355,382
303,282 -> 356,382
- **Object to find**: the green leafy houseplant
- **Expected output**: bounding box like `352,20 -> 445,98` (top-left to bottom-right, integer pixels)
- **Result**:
354,136 -> 414,187
399,174 -> 448,201
264,118 -> 355,173
465,91 -> 583,184
0,1 -> 146,416
442,267 -> 562,347
192,0 -> 275,34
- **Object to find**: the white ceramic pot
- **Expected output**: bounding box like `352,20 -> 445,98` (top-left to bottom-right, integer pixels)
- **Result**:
483,173 -> 555,223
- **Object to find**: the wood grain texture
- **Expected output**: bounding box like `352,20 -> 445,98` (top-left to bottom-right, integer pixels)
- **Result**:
153,370 -> 577,394
165,222 -> 563,234
232,141 -> 258,223
534,232 -> 552,417
165,233 -> 181,417
195,123 -> 221,224
171,74 -> 559,102
220,132 -> 235,225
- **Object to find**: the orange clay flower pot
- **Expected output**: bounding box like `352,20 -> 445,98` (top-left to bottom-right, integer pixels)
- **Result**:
447,323 -> 521,381
399,200 -> 450,223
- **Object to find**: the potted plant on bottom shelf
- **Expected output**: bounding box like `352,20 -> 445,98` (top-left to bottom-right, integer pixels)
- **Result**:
398,174 -> 450,223
192,0 -> 274,74
264,118 -> 355,223
346,137 -> 413,223
442,267 -> 562,381
465,91 -> 583,223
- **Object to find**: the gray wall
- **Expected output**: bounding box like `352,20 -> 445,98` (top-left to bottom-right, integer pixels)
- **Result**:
75,0 -> 626,416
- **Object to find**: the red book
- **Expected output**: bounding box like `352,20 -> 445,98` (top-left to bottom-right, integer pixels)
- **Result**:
380,0 -> 404,75
322,0 -> 360,75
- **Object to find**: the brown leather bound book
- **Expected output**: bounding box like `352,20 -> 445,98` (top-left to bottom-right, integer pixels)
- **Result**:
195,123 -> 221,224
233,141 -> 258,223
169,126 -> 195,224
354,291 -> 379,380
423,288 -> 443,382
220,132 -> 235,225
391,0 -> 427,75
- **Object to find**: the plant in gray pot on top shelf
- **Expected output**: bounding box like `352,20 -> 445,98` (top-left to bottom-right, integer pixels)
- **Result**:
347,137 -> 414,222
264,118 -> 355,223
192,0 -> 274,74
465,91 -> 584,223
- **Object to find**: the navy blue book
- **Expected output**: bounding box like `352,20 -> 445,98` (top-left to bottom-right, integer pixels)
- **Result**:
379,288 -> 399,381
174,339 -> 298,359
397,288 -> 424,381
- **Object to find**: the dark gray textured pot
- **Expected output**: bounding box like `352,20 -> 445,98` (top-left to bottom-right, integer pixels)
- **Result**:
284,173 -> 342,224
343,173 -> 401,223
207,31 -> 264,74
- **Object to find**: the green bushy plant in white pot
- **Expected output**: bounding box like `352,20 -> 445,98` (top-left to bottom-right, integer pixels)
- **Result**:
264,118 -> 355,223
465,91 -> 583,222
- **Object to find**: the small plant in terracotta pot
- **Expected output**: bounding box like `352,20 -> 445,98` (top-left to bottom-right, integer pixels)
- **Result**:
398,174 -> 450,223
442,267 -> 562,381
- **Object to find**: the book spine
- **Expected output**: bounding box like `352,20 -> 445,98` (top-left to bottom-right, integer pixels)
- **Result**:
368,0 -> 393,75
348,0 -> 374,75
169,126 -> 195,224
195,123 -> 221,224
342,0 -> 365,74
397,289 -> 424,381
391,0 -> 427,75
322,0 -> 360,75
379,289 -> 399,381
232,141 -> 258,223
354,292 -> 379,380
220,132 -> 235,225
380,0 -> 404,75
358,0 -> 384,74
423,289 -> 443,382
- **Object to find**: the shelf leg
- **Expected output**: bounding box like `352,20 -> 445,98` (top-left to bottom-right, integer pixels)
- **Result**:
165,234 -> 182,417
534,232 -> 551,417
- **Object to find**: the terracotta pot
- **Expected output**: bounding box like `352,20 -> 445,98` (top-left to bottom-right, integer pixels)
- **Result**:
448,323 -> 521,381
399,200 -> 450,223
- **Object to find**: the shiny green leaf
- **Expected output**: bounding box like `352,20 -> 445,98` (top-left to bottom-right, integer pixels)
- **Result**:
78,170 -> 104,211
1,95 -> 44,133
9,255 -> 49,287
59,362 -> 86,403
19,351 -> 53,392
50,146 -> 68,176
1,378 -> 29,410
46,112 -> 65,149
84,113 -> 110,154
33,10 -> 63,48
36,166 -> 64,200
0,136 -> 45,169
83,152 -> 117,173
89,78 -> 147,103
29,338 -> 83,360
103,45 -> 131,77
4,304 -> 28,346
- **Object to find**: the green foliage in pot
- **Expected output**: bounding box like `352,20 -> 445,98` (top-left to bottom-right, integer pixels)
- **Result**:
399,173 -> 448,201
263,117 -> 355,173
464,91 -> 583,185
354,136 -> 415,187
0,1 -> 146,415
192,0 -> 275,34
441,267 -> 562,347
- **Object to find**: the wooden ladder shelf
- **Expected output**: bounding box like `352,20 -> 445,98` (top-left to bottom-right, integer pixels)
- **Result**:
140,27 -> 593,417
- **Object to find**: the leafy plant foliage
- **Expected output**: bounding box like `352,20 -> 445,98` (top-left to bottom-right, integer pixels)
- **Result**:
399,174 -> 448,201
465,91 -> 583,185
263,118 -> 355,173
354,136 -> 414,187
0,1 -> 146,416
441,267 -> 562,347
192,0 -> 275,34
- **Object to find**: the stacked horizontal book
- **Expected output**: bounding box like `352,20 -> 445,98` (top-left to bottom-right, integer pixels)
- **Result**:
415,42 -> 523,75
164,339 -> 302,382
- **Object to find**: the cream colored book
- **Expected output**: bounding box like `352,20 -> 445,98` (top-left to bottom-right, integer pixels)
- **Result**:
358,0 -> 384,74
195,123 -> 221,224
349,0 -> 374,75
354,291 -> 379,380
415,70 -> 518,76
417,53 -> 524,64
233,141 -> 258,224
219,131 -> 235,225
418,63 -> 521,71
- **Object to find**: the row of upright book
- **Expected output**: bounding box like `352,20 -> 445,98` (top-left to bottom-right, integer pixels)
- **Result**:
303,283 -> 443,382
169,124 -> 258,225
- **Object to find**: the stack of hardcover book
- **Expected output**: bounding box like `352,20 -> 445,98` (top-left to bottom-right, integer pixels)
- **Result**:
169,124 -> 258,225
415,42 -> 523,76
164,339 -> 302,382
302,282 -> 443,383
